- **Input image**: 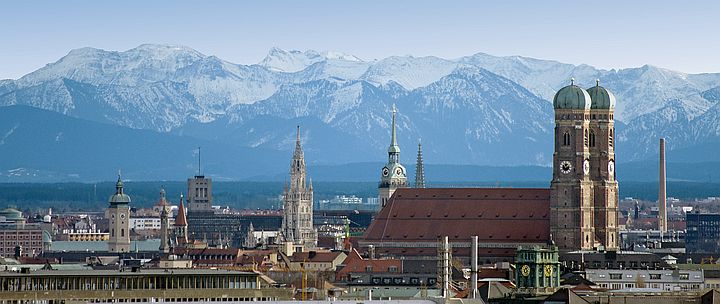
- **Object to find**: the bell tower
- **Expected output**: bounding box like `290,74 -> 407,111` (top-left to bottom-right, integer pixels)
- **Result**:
550,79 -> 595,251
107,173 -> 131,253
587,80 -> 619,250
378,104 -> 408,207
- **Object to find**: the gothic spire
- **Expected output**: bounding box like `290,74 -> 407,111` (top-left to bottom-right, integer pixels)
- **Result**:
294,125 -> 303,157
290,126 -> 307,190
391,104 -> 398,147
415,140 -> 425,188
388,104 -> 400,163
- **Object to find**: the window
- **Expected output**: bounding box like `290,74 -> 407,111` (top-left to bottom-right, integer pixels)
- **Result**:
679,274 -> 689,280
366,266 -> 373,272
388,266 -> 398,273
650,274 -> 661,280
610,274 -> 622,280
563,131 -> 571,146
584,130 -> 588,146
589,131 -> 596,147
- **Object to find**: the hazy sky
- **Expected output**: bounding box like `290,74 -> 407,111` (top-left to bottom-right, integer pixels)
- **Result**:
1,0 -> 719,79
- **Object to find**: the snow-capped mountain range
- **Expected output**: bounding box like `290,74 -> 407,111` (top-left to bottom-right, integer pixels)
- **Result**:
1,44 -> 719,180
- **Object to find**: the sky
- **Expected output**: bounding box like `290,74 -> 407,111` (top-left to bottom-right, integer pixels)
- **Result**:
1,0 -> 719,79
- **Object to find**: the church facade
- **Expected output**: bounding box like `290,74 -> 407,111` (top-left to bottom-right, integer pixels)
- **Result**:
363,80 -> 619,257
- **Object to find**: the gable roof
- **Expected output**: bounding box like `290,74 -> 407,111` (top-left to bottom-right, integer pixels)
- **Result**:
363,188 -> 551,244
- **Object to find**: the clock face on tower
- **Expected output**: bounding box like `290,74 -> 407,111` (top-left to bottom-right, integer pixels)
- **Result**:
521,265 -> 530,277
583,159 -> 590,175
560,161 -> 572,174
544,265 -> 554,277
608,160 -> 615,176
395,167 -> 403,176
382,167 -> 390,177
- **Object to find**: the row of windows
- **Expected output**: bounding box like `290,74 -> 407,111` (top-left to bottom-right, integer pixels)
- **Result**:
605,273 -> 693,280
599,283 -> 702,291
0,241 -> 42,247
0,235 -> 41,240
557,114 -> 614,120
561,129 -> 614,147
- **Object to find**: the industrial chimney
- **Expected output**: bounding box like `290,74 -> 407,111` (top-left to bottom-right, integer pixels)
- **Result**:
659,138 -> 667,232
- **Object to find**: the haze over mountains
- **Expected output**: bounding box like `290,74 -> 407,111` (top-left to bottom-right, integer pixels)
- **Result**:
1,44 -> 719,182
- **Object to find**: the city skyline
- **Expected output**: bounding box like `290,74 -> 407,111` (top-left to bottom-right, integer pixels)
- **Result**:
2,1 -> 720,79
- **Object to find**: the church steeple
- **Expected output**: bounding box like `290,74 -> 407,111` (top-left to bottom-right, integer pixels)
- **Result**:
415,140 -> 425,188
378,105 -> 408,207
388,104 -> 400,163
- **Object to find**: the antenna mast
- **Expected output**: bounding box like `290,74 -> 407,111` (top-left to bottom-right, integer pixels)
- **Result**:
198,146 -> 202,177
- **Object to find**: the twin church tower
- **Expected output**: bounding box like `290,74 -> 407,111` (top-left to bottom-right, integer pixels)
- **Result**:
550,79 -> 619,251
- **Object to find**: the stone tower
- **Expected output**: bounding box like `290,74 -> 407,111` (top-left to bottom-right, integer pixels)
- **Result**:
415,141 -> 425,188
550,79 -> 595,251
107,174 -> 131,253
174,194 -> 189,246
281,126 -> 317,248
187,175 -> 212,214
379,105 -> 408,207
586,80 -> 619,250
157,188 -> 171,253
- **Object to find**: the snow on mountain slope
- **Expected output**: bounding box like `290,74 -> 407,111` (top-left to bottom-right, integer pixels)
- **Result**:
361,55 -> 458,89
3,44 -> 720,166
259,47 -> 363,73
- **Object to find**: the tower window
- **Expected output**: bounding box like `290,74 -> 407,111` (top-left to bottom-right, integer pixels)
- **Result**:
121,229 -> 125,237
609,129 -> 614,147
584,130 -> 589,147
563,131 -> 571,146
590,131 -> 596,147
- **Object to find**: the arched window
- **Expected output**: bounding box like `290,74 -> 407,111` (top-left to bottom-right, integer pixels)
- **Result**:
121,229 -> 125,237
609,129 -> 614,147
563,131 -> 570,146
584,130 -> 589,147
111,229 -> 115,237
590,131 -> 596,147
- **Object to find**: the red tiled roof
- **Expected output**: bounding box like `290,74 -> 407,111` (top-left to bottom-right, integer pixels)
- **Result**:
336,249 -> 403,280
175,199 -> 187,226
290,251 -> 344,263
362,188 -> 551,244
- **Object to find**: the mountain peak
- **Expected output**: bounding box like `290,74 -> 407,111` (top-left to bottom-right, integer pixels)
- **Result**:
260,47 -> 362,73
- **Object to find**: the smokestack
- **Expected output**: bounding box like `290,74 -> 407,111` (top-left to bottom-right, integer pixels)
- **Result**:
659,138 -> 667,232
442,236 -> 450,299
471,236 -> 478,299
